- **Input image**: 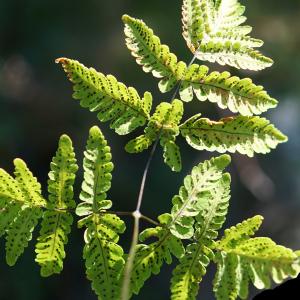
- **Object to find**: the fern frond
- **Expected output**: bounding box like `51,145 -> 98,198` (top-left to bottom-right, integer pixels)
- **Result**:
182,0 -> 273,70
56,58 -> 152,135
77,126 -> 125,300
196,42 -> 273,71
83,213 -> 125,300
13,158 -> 46,207
130,213 -> 185,295
5,159 -> 46,266
126,99 -> 184,172
0,169 -> 24,237
180,66 -> 278,116
122,13 -> 275,115
76,126 -> 114,216
169,154 -> 231,239
35,135 -> 78,277
6,206 -> 42,266
122,15 -> 187,93
180,115 -> 287,157
170,174 -> 231,300
213,216 -> 300,300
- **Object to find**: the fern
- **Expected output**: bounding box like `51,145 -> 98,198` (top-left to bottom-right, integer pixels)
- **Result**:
171,174 -> 231,300
77,126 -> 126,300
169,154 -> 231,239
5,159 -> 46,266
182,0 -> 273,70
213,216 -> 300,299
125,99 -> 184,172
35,135 -> 78,277
56,58 -> 152,135
130,213 -> 185,296
0,2 -> 297,300
0,169 -> 24,237
180,115 -> 288,157
122,14 -> 187,94
123,14 -> 277,116
180,66 -> 278,116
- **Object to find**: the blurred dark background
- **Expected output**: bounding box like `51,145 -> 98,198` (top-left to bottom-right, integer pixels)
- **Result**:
0,0 -> 299,299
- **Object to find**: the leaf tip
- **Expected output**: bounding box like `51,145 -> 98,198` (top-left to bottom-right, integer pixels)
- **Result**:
122,14 -> 132,24
215,154 -> 231,169
55,57 -> 69,65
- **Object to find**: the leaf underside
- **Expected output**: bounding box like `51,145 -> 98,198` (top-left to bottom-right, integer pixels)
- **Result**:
56,58 -> 152,135
180,115 -> 287,157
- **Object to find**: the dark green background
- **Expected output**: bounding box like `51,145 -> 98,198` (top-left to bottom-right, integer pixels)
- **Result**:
0,0 -> 300,299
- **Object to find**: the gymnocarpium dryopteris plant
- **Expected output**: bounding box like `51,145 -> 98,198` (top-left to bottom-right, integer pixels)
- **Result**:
0,1 -> 299,300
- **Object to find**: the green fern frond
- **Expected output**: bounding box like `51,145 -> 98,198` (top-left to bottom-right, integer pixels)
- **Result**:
0,169 -> 24,237
169,155 -> 231,239
56,58 -> 152,135
5,159 -> 46,266
213,216 -> 300,300
13,158 -> 46,207
76,126 -> 114,217
6,206 -> 42,266
83,213 -> 126,300
77,126 -> 126,300
122,14 -> 187,93
35,135 -> 78,277
180,115 -> 287,157
130,213 -> 185,295
126,99 -> 184,172
180,66 -> 278,116
182,0 -> 273,70
122,13 -> 276,115
196,42 -> 273,71
171,174 -> 231,300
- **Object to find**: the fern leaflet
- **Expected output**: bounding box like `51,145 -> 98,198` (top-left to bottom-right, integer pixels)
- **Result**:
180,115 -> 287,157
126,99 -> 184,172
123,14 -> 277,116
35,135 -> 78,277
56,58 -> 152,135
213,216 -> 300,299
122,14 -> 187,94
180,66 -> 277,116
0,169 -> 24,237
171,174 -> 231,300
169,154 -> 231,239
182,0 -> 273,70
130,213 -> 185,296
77,126 -> 126,300
5,159 -> 46,265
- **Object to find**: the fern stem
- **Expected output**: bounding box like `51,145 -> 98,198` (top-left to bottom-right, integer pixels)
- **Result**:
107,211 -> 159,226
121,138 -> 159,300
121,53 -> 198,300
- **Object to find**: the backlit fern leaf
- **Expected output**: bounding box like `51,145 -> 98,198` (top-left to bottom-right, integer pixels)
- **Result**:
122,15 -> 187,93
56,58 -> 152,135
125,99 -> 184,172
169,155 -> 231,239
77,126 -> 126,300
182,0 -> 273,70
180,66 -> 278,116
0,169 -> 24,237
180,115 -> 287,157
171,174 -> 231,300
5,159 -> 46,266
83,214 -> 125,300
213,216 -> 300,299
130,214 -> 184,296
122,14 -> 276,115
35,135 -> 78,277
76,126 -> 114,217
